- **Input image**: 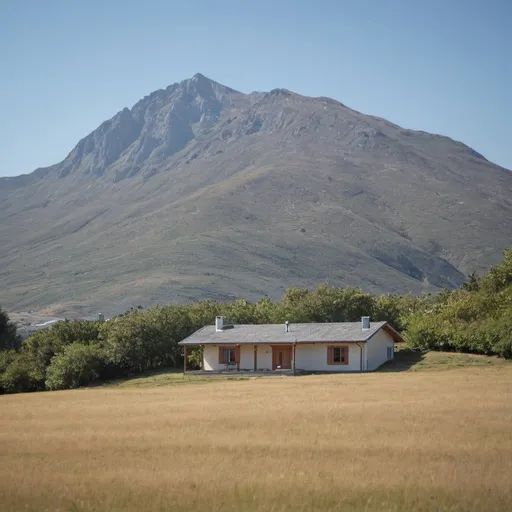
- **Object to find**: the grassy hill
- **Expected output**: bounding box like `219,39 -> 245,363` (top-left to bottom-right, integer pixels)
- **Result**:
1,359 -> 511,511
101,349 -> 511,389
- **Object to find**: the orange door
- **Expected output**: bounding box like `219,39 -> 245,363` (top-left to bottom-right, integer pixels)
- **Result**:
272,346 -> 292,370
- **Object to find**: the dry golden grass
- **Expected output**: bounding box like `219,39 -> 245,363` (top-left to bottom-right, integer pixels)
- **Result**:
1,364 -> 512,511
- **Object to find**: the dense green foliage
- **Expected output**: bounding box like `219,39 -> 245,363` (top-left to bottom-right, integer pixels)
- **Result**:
0,306 -> 21,351
405,249 -> 512,358
45,343 -> 105,390
1,249 -> 511,394
1,320 -> 104,393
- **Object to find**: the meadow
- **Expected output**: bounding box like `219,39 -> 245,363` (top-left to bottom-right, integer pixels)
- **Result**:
1,352 -> 511,511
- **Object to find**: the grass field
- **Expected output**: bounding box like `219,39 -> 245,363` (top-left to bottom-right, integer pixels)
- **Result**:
1,352 -> 511,511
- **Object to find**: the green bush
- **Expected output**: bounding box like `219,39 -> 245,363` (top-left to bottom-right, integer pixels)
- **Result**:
0,350 -> 17,394
0,353 -> 45,394
404,249 -> 512,358
100,306 -> 195,374
187,347 -> 203,370
45,342 -> 105,390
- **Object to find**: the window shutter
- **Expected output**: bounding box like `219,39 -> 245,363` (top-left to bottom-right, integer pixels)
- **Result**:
218,347 -> 223,364
235,345 -> 240,363
327,346 -> 332,365
343,346 -> 348,364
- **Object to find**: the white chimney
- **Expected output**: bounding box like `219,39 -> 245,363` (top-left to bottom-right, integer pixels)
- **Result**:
285,321 -> 289,333
361,316 -> 370,330
215,316 -> 224,332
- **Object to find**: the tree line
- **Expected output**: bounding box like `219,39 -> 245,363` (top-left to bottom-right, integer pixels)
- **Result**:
1,249 -> 511,394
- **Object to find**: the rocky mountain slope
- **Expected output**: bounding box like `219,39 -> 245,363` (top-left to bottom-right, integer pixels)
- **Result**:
1,73 -> 511,317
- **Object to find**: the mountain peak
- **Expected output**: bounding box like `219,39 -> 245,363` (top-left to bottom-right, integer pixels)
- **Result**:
185,73 -> 240,97
191,72 -> 209,82
186,72 -> 217,92
2,74 -> 511,318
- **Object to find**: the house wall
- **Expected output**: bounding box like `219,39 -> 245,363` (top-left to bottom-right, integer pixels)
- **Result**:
201,330 -> 393,372
366,328 -> 395,371
294,343 -> 363,372
202,344 -> 274,371
239,345 -> 253,370
255,345 -> 273,370
203,345 -> 221,371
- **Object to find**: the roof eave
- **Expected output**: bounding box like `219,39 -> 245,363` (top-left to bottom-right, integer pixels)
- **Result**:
381,323 -> 405,343
179,339 -> 368,345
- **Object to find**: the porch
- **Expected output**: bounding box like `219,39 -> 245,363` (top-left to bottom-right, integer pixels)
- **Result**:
184,368 -> 309,377
183,343 -> 298,373
183,341 -> 365,373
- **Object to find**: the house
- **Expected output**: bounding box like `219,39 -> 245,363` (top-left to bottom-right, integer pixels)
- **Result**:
179,316 -> 404,373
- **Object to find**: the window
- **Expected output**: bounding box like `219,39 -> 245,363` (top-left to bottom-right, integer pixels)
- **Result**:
328,346 -> 348,365
218,346 -> 239,364
333,347 -> 343,363
387,346 -> 394,361
223,348 -> 236,363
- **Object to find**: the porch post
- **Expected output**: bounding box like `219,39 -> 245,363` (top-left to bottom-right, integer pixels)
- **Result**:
293,342 -> 297,376
183,344 -> 188,374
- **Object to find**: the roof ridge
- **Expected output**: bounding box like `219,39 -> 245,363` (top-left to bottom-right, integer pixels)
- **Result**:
224,320 -> 386,326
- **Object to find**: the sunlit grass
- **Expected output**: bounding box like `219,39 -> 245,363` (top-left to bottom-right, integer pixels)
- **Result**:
1,359 -> 511,511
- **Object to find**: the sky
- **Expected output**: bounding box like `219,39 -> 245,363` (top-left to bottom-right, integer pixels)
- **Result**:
0,0 -> 510,177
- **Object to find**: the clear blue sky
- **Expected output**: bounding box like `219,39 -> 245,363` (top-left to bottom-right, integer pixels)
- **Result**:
1,0 -> 510,177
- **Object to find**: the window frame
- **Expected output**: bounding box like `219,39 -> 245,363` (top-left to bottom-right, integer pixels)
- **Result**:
327,345 -> 349,365
218,345 -> 240,364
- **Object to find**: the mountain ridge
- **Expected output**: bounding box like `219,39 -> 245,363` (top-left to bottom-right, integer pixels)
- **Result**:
2,73 -> 499,185
1,74 -> 511,317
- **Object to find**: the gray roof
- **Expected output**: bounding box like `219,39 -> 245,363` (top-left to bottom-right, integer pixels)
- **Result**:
179,321 -> 402,345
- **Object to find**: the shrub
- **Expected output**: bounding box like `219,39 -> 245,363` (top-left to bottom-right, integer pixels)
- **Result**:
187,347 -> 203,369
0,350 -> 17,394
45,342 -> 105,390
1,353 -> 45,394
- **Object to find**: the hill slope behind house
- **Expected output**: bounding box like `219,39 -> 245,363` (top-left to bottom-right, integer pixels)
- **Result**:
1,73 -> 512,316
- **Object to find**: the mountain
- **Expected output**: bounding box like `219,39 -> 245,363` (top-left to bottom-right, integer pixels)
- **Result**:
1,73 -> 512,317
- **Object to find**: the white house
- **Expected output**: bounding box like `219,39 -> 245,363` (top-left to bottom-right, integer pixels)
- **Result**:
179,316 -> 404,373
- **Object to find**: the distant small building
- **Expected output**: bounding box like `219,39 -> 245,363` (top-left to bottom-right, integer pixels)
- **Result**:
17,319 -> 60,340
179,316 -> 404,373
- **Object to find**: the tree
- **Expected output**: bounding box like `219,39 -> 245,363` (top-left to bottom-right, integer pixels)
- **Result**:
0,352 -> 45,393
45,342 -> 105,390
462,271 -> 480,292
100,307 -> 194,373
403,248 -> 512,357
254,297 -> 277,323
481,249 -> 512,293
0,350 -> 17,394
0,306 -> 21,351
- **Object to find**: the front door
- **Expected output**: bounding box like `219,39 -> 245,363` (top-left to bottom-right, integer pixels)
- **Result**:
272,346 -> 292,370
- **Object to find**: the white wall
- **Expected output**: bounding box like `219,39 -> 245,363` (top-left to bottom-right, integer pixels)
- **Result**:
294,343 -> 363,372
366,329 -> 395,371
239,345 -> 253,370
255,345 -> 273,371
203,345 -> 223,371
